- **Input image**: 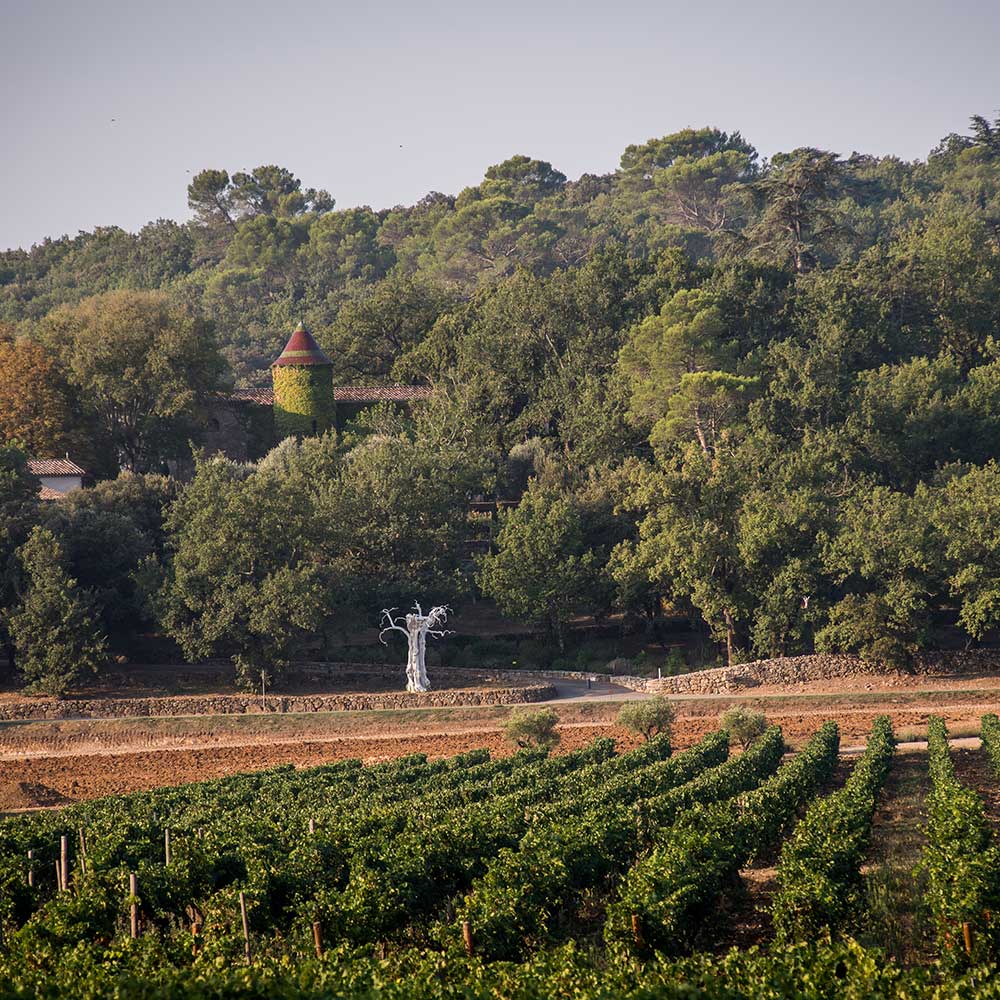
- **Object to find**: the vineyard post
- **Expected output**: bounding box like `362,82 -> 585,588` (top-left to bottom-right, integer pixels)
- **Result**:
631,913 -> 643,949
462,920 -> 473,957
59,836 -> 68,891
54,860 -> 61,892
26,849 -> 34,889
308,818 -> 315,835
312,920 -> 323,958
164,828 -> 172,865
963,921 -> 973,957
239,891 -> 252,963
129,873 -> 139,938
78,828 -> 87,873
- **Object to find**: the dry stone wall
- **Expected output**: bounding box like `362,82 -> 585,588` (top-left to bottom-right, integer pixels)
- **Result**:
0,684 -> 556,722
464,650 -> 1000,696
642,649 -> 1000,694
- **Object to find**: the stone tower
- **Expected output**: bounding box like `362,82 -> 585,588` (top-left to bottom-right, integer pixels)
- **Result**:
271,322 -> 335,438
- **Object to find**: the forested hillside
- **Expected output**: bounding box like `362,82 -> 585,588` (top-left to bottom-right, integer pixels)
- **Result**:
3,115 -> 1000,689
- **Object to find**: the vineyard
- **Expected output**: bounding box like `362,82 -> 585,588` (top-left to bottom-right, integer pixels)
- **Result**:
1,716 -> 1000,997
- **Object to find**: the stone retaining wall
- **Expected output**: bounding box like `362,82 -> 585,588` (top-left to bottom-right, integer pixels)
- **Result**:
293,653 -> 1000,696
642,649 -> 1000,695
0,684 -> 557,722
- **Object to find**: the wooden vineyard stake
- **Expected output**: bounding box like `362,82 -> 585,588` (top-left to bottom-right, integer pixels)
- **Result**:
54,860 -> 61,892
631,913 -> 643,949
129,873 -> 139,939
164,828 -> 172,865
78,828 -> 87,872
462,920 -> 473,957
26,850 -> 34,889
60,835 -> 69,891
186,904 -> 204,955
312,920 -> 323,958
239,891 -> 252,963
308,818 -> 315,835
963,921 -> 973,957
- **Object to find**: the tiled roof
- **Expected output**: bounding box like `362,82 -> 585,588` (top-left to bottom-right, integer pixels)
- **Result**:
229,387 -> 275,405
226,386 -> 432,406
272,323 -> 333,368
38,486 -> 67,501
28,458 -> 87,477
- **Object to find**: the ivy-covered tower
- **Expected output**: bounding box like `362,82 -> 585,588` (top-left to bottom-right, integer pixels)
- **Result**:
271,322 -> 335,438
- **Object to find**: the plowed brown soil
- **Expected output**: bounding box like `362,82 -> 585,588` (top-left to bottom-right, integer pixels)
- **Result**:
2,685 -> 998,811
0,724 -> 644,807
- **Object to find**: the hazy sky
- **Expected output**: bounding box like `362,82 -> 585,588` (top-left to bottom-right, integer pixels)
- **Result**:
3,0 -> 999,251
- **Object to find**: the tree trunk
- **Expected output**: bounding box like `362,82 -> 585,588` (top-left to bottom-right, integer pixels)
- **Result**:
405,619 -> 431,693
722,610 -> 736,668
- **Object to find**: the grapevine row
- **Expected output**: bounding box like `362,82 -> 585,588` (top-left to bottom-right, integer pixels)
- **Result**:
770,715 -> 895,941
920,715 -> 1000,967
604,721 -> 840,956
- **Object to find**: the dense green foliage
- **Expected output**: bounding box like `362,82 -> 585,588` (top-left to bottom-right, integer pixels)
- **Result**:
5,115 -> 1000,687
982,713 -> 1000,776
3,723 -> 1000,995
772,715 -> 895,940
605,721 -> 840,956
273,364 -> 335,438
5,527 -> 108,694
921,716 -> 1000,968
5,937 -> 1000,999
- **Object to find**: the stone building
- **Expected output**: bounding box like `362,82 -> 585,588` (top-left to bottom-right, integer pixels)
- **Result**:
201,322 -> 431,462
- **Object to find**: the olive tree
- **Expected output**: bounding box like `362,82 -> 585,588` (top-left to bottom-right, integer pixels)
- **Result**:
617,696 -> 676,744
504,707 -> 560,750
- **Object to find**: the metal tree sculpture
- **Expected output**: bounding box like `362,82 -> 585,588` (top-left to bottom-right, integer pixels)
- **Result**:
379,604 -> 453,693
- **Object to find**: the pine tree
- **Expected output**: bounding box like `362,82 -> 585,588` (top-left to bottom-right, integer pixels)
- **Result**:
7,527 -> 108,696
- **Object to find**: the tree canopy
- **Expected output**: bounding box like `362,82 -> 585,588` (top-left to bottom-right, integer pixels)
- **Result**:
4,114 -> 1000,689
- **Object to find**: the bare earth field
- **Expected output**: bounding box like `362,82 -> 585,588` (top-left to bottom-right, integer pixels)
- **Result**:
1,670 -> 999,811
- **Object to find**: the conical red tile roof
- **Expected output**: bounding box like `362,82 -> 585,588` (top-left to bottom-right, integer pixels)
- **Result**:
271,322 -> 332,367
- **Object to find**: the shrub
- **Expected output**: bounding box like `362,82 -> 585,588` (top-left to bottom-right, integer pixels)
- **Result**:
663,647 -> 687,675
504,707 -> 560,749
721,706 -> 768,749
617,696 -> 676,743
606,656 -> 635,675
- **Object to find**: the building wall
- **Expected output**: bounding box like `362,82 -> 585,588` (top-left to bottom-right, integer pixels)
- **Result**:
38,475 -> 82,494
202,400 -> 276,463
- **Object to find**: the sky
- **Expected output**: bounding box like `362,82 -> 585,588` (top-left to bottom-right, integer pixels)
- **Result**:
2,0 -> 999,251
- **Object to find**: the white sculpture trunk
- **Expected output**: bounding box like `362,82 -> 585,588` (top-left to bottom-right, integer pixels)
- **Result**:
405,615 -> 432,693
380,604 -> 451,694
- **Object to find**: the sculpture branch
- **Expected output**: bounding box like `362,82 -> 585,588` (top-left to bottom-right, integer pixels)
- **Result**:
378,607 -> 409,644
